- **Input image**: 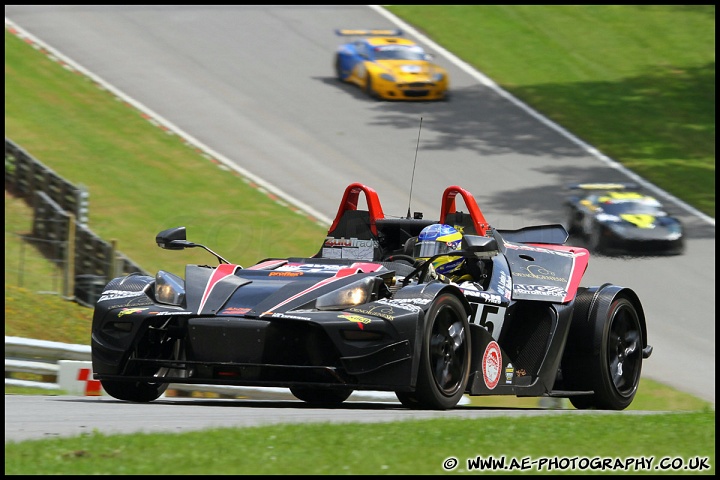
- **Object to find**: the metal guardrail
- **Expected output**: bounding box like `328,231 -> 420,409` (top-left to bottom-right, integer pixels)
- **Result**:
4,336 -> 89,391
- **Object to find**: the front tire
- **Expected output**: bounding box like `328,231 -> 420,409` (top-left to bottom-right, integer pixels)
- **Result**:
98,336 -> 179,402
566,206 -> 581,235
588,224 -> 605,254
411,293 -> 471,410
395,391 -> 422,408
101,372 -> 169,402
365,74 -> 376,99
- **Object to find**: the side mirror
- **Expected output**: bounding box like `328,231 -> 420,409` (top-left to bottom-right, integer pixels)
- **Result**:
462,235 -> 498,253
156,227 -> 189,250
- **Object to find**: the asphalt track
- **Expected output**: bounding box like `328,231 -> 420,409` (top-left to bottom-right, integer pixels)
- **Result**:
4,5 -> 715,442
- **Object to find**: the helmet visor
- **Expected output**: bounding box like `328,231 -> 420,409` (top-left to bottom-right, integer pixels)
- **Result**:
414,240 -> 453,258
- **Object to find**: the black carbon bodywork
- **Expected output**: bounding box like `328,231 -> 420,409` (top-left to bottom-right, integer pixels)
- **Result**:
92,183 -> 652,410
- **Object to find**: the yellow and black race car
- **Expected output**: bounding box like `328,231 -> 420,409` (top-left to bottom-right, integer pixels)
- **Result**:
333,29 -> 449,101
565,183 -> 685,256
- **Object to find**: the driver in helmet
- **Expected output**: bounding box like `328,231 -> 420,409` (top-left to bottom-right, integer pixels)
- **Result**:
413,224 -> 474,283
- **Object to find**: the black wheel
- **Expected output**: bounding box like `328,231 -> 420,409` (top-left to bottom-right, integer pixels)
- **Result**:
365,74 -> 376,99
395,391 -> 422,408
98,337 -> 180,402
290,386 -> 353,406
100,370 -> 169,402
587,223 -> 603,253
334,54 -> 343,81
412,293 -> 471,410
566,294 -> 644,410
566,206 -> 581,235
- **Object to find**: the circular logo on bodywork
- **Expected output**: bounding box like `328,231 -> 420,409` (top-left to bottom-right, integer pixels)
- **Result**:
482,341 -> 502,390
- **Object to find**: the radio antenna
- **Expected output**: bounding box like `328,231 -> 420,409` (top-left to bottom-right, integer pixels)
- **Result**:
407,117 -> 423,219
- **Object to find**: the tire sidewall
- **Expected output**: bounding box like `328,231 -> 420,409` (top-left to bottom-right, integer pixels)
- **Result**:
415,293 -> 471,409
592,297 -> 642,409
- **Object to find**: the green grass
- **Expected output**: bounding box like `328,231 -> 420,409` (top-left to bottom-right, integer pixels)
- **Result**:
4,410 -> 715,474
5,32 -> 328,279
4,5 -> 715,474
387,5 -> 715,217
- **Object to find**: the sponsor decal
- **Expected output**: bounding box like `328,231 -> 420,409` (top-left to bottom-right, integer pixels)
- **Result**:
461,283 -> 504,305
149,311 -> 193,316
97,289 -> 144,302
388,297 -> 431,306
348,304 -> 396,320
498,271 -> 512,300
338,313 -> 372,329
268,271 -> 303,277
482,341 -> 502,390
504,242 -> 579,258
221,307 -> 252,315
323,237 -> 375,248
275,263 -> 343,273
505,362 -> 514,384
516,368 -> 527,377
374,298 -> 426,312
512,265 -> 567,283
513,284 -> 567,297
322,237 -> 377,260
480,292 -> 502,305
270,313 -> 312,321
117,307 -> 148,317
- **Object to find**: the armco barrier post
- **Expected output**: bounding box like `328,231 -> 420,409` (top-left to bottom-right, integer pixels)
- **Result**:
57,360 -> 104,396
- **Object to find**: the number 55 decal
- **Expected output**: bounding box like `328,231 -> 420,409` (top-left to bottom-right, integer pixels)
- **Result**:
469,303 -> 506,341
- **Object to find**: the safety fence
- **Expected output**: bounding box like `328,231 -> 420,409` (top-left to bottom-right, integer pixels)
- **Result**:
5,137 -> 147,306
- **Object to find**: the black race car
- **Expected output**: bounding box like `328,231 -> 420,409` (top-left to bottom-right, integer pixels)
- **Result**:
91,182 -> 652,410
565,183 -> 685,255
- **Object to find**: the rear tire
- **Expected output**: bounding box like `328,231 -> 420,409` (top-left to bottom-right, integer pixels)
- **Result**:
334,54 -> 343,80
412,293 -> 471,410
290,386 -> 353,406
565,292 -> 644,410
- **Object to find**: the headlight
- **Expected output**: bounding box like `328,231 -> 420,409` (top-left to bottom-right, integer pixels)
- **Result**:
155,270 -> 186,306
315,277 -> 376,311
668,224 -> 683,234
379,73 -> 395,82
432,72 -> 445,82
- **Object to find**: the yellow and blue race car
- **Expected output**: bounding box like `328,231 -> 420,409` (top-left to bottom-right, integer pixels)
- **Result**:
334,29 -> 449,101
